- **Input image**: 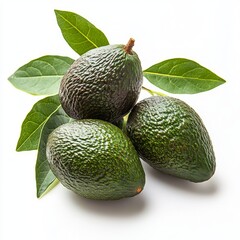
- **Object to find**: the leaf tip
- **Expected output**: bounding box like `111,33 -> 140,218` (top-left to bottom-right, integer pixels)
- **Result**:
16,142 -> 22,152
36,179 -> 59,199
36,189 -> 45,199
54,9 -> 63,18
7,74 -> 13,81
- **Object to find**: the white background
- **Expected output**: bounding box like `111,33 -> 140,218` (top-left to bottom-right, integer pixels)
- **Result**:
0,0 -> 240,239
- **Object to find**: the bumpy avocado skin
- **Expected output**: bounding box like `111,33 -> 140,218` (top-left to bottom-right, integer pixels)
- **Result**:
59,44 -> 143,122
126,96 -> 216,182
46,120 -> 145,200
112,117 -> 124,129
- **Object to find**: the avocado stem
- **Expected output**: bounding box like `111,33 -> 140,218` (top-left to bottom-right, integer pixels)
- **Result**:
136,187 -> 142,193
124,38 -> 135,54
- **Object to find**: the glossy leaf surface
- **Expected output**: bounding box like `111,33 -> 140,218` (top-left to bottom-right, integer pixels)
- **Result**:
36,107 -> 70,198
8,55 -> 74,95
143,58 -> 226,94
55,9 -> 109,55
16,95 -> 61,151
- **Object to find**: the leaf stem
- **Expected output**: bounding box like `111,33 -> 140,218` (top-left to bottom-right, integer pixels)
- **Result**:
142,86 -> 166,96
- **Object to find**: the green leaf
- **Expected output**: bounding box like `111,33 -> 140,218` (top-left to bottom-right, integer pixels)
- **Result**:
8,55 -> 74,95
16,95 -> 61,151
55,9 -> 109,55
36,107 -> 71,198
143,58 -> 226,94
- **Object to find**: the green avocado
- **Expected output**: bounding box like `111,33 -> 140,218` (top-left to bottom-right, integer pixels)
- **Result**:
46,119 -> 145,200
126,96 -> 216,182
59,38 -> 143,123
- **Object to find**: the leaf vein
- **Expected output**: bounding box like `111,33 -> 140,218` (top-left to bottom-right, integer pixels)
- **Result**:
17,104 -> 61,150
58,13 -> 98,48
144,71 -> 223,82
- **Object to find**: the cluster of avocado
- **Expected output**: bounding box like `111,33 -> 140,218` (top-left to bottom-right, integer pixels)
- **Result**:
46,38 -> 216,200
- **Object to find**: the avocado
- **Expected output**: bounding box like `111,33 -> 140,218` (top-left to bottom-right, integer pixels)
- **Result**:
46,119 -> 145,200
59,38 -> 143,123
112,117 -> 124,129
126,96 -> 216,182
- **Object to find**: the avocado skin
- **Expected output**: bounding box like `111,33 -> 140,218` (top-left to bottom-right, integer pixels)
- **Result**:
46,119 -> 145,200
59,44 -> 143,122
126,96 -> 216,182
112,117 -> 124,129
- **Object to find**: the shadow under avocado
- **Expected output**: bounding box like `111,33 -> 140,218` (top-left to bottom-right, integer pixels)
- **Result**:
68,190 -> 147,217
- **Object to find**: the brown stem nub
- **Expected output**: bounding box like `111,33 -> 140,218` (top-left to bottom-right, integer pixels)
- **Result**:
123,38 -> 135,54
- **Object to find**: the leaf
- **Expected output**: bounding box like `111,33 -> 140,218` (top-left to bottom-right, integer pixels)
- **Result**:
8,55 -> 74,95
143,58 -> 226,94
55,9 -> 109,55
36,107 -> 71,198
16,95 -> 61,151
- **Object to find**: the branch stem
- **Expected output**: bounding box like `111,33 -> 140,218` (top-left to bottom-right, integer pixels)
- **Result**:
142,86 -> 166,96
